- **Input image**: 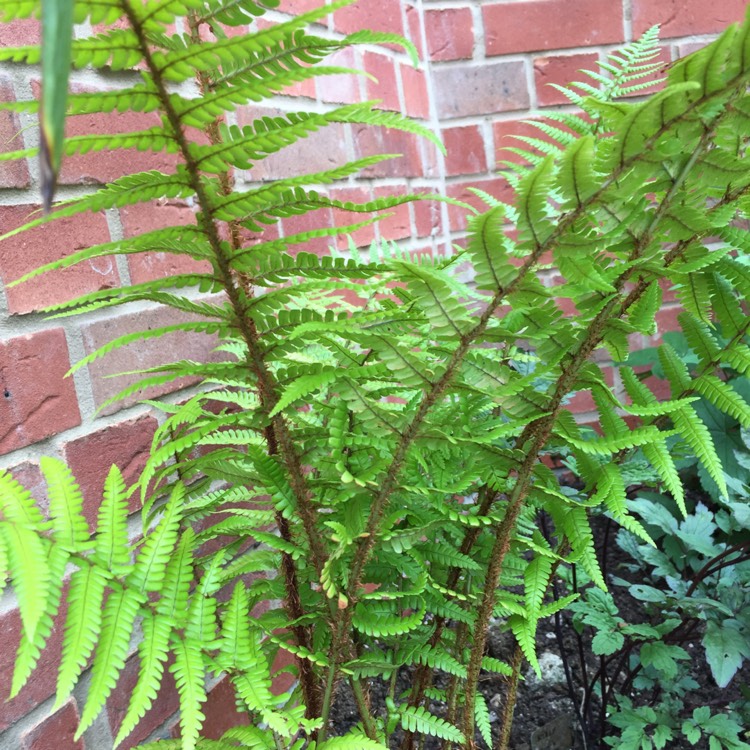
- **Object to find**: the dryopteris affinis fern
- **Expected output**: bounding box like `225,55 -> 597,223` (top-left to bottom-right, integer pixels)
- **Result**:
3,3 -> 750,749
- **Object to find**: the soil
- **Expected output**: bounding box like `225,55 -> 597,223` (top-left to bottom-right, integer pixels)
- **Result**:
329,504 -> 750,750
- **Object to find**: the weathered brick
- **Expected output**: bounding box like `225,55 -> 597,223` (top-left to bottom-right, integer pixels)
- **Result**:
9,461 -> 48,512
534,53 -> 600,107
374,186 -> 411,241
676,40 -> 710,59
62,414 -> 158,527
424,7 -> 474,61
0,604 -> 65,732
199,677 -> 249,739
653,305 -> 683,344
352,124 -> 423,178
54,88 -> 179,185
446,178 -> 514,233
484,0 -> 623,56
237,105 -> 352,182
363,52 -> 401,111
442,125 -> 487,176
119,202 -> 211,285
107,654 -> 179,750
432,61 -> 529,119
404,4 -> 425,61
333,0 -> 404,36
566,366 -> 615,415
633,0 -> 747,37
283,76 -> 317,99
0,329 -> 81,455
400,64 -> 430,119
329,185 -> 376,248
0,205 -> 116,315
413,198 -> 443,239
493,117 -> 579,167
276,0 -> 329,18
20,700 -> 84,750
0,78 -> 30,189
281,207 -> 336,256
81,306 -> 222,415
315,47 -> 362,104
0,18 -> 41,46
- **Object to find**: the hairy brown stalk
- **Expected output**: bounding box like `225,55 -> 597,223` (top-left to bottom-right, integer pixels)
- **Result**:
120,1 -> 327,714
495,643 -> 523,750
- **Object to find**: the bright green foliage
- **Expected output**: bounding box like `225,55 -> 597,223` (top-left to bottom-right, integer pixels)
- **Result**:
3,4 -> 750,750
571,488 -> 750,749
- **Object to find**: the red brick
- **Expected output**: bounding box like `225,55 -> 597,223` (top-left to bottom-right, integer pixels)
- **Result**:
0,18 -> 41,46
329,185 -> 376,248
413,198 -> 443,239
566,366 -> 615,415
81,306 -> 222,415
404,4 -> 425,61
0,605 -> 64,731
270,646 -> 297,696
9,461 -> 48,513
446,178 -> 514,233
119,202 -> 211,284
26,79 -> 180,186
653,304 -> 683,343
277,0 -> 329,17
433,61 -> 529,119
21,700 -> 84,750
333,0 -> 404,36
281,207 -> 335,256
676,40 -> 710,59
315,47 -> 362,104
107,653 -> 179,750
400,64 -> 430,119
200,677 -> 249,739
442,125 -> 487,176
493,117 -> 580,168
484,0 -> 623,56
352,123 -> 423,178
0,329 -> 81,455
62,414 -> 158,527
424,8 -> 474,61
284,76 -> 317,99
363,52 -> 400,111
618,46 -> 672,100
633,0 -> 747,38
32,79 -> 178,186
374,186 -> 411,242
0,205 -> 116,314
534,53 -> 600,107
0,78 -> 30,189
237,104 -> 352,182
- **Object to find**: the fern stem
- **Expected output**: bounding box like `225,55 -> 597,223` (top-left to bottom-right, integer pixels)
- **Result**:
460,122 -> 724,744
495,644 -> 522,750
118,1 -> 329,718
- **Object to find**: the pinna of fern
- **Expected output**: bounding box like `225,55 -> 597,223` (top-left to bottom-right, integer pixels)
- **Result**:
4,6 -> 750,750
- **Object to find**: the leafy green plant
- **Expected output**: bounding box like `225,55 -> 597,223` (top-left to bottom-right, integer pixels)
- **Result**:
628,329 -> 750,502
3,4 -> 750,750
565,490 -> 750,750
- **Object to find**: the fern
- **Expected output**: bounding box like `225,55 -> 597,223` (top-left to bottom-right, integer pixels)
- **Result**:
3,5 -> 750,750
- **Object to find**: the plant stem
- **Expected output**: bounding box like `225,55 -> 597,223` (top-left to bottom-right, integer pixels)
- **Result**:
495,644 -> 523,750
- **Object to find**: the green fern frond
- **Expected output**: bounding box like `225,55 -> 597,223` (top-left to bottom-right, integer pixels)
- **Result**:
400,705 -> 464,744
171,638 -> 207,750
113,612 -> 172,748
76,587 -> 144,737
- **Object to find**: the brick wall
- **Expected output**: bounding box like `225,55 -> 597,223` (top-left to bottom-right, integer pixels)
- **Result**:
0,0 -> 744,746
